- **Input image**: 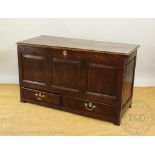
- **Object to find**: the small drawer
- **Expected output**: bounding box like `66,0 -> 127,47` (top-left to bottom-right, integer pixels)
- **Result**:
22,88 -> 61,105
64,97 -> 114,116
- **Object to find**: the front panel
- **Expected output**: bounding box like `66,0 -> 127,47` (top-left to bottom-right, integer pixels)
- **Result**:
18,46 -> 49,86
50,49 -> 81,92
22,54 -> 45,83
80,52 -> 124,105
87,62 -> 118,97
52,58 -> 80,90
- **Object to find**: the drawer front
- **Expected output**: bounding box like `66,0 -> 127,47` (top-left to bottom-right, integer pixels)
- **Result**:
22,88 -> 61,105
64,97 -> 114,116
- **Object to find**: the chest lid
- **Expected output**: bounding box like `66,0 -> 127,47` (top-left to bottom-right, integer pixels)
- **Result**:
17,35 -> 140,55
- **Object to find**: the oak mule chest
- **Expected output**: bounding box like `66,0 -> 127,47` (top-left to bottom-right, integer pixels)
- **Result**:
17,35 -> 139,125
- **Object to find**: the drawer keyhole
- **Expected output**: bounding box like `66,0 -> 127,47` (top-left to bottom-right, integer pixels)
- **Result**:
63,50 -> 67,56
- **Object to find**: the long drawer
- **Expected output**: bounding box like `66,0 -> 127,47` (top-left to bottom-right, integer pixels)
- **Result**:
63,97 -> 114,117
22,88 -> 62,105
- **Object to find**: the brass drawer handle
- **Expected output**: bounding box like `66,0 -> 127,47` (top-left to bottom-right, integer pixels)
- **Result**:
84,102 -> 96,111
63,50 -> 67,56
35,92 -> 45,101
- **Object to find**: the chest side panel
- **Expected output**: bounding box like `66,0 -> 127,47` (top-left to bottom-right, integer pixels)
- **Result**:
122,52 -> 137,107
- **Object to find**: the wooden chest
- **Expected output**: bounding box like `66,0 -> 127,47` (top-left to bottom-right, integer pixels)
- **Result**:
17,35 -> 140,125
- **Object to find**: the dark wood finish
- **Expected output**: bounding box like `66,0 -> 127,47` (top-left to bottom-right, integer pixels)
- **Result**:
17,35 -> 139,125
22,88 -> 61,105
87,62 -> 117,96
17,35 -> 139,55
63,97 -> 114,117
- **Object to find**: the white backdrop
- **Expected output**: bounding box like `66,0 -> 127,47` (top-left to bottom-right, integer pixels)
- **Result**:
0,18 -> 155,86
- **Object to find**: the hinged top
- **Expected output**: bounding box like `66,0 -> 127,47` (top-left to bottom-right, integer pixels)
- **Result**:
17,35 -> 140,55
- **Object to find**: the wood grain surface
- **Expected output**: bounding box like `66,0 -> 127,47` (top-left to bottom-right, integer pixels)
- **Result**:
17,35 -> 140,55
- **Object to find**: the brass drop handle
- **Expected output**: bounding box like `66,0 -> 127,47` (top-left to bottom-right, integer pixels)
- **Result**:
84,102 -> 96,111
35,92 -> 45,101
63,50 -> 67,56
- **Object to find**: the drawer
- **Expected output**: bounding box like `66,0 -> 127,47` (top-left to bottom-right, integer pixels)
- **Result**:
64,97 -> 114,116
22,88 -> 61,105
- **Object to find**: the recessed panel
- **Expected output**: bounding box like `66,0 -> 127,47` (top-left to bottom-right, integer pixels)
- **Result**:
87,63 -> 117,96
52,58 -> 80,90
22,55 -> 45,83
123,59 -> 135,105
